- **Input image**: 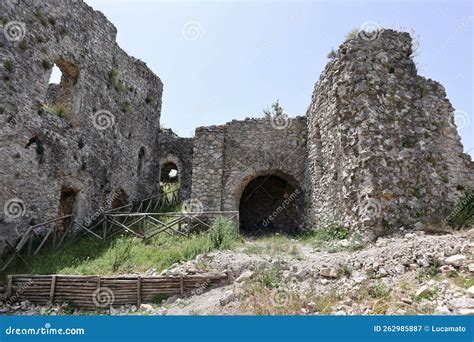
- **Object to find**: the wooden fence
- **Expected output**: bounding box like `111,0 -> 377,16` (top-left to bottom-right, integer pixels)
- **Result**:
4,273 -> 229,310
0,190 -> 181,271
104,211 -> 240,240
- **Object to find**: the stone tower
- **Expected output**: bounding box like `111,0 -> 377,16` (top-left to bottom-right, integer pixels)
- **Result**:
306,30 -> 474,239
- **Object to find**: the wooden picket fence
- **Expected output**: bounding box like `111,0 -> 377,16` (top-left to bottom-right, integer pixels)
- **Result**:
4,273 -> 230,310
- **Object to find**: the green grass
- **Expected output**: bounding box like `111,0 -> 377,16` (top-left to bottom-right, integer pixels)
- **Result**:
242,234 -> 301,258
41,103 -> 68,118
453,274 -> 474,289
3,218 -> 238,281
298,224 -> 349,251
3,59 -> 13,72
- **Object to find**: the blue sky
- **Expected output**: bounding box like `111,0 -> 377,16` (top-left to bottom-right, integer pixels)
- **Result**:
77,0 -> 473,157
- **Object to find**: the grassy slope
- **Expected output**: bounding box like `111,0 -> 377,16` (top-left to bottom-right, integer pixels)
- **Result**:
2,217 -> 238,280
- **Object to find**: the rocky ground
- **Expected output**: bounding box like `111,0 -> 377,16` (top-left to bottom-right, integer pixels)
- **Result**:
2,230 -> 473,316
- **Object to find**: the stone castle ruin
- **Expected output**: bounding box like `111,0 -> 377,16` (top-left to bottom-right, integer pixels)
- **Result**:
1,1 -> 473,248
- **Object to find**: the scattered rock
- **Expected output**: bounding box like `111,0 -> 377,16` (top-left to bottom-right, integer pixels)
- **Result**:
319,266 -> 339,278
235,271 -> 253,283
439,265 -> 456,277
139,304 -> 154,312
434,306 -> 451,315
415,285 -> 431,298
445,254 -> 467,267
447,297 -> 474,311
219,290 -> 235,306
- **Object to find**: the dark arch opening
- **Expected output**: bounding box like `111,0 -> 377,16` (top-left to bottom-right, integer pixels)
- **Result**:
160,162 -> 179,184
57,187 -> 79,232
137,147 -> 146,177
238,174 -> 302,236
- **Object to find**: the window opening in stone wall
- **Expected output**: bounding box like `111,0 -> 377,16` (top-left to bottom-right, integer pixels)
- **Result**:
137,147 -> 146,177
160,162 -> 180,194
44,59 -> 79,119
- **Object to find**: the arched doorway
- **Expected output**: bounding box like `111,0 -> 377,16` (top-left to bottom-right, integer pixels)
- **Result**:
160,161 -> 179,192
238,174 -> 302,235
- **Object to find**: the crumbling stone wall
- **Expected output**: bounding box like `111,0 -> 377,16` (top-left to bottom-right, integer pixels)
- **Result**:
158,128 -> 193,201
191,117 -> 308,229
0,0 -> 163,244
1,0 -> 471,246
306,30 -> 474,239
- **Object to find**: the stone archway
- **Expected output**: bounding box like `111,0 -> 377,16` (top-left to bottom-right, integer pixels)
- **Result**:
160,161 -> 179,184
159,154 -> 182,196
237,172 -> 303,235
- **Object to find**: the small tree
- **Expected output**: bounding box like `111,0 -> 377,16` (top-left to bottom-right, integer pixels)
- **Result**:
263,100 -> 287,119
345,28 -> 359,40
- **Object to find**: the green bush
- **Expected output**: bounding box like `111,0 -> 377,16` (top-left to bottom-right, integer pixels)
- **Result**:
253,267 -> 283,289
121,101 -> 131,113
41,103 -> 68,118
42,59 -> 52,69
309,224 -> 349,241
327,49 -> 337,59
3,59 -> 13,72
208,217 -> 238,250
345,28 -> 359,40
